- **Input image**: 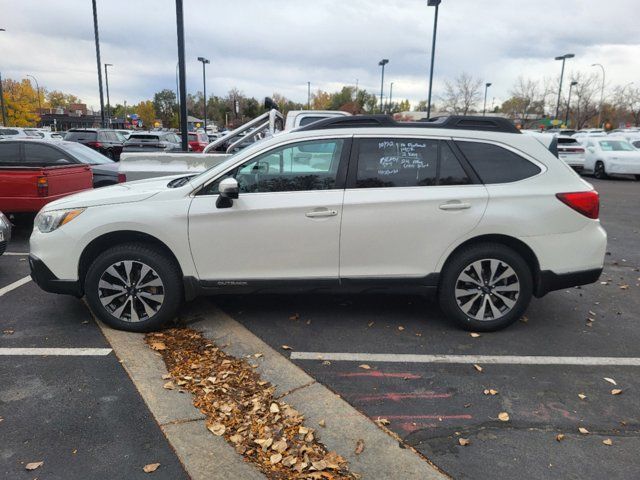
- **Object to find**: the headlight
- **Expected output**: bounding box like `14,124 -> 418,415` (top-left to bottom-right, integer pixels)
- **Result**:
35,208 -> 86,233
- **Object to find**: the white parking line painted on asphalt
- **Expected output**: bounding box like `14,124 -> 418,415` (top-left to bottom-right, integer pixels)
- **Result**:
3,252 -> 29,256
0,276 -> 32,296
291,352 -> 640,366
0,348 -> 112,356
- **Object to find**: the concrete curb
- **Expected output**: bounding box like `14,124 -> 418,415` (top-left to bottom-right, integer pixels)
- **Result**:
96,318 -> 265,480
185,300 -> 449,480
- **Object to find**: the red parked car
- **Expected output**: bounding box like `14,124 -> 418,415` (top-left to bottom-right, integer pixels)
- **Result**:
0,141 -> 93,213
187,132 -> 210,152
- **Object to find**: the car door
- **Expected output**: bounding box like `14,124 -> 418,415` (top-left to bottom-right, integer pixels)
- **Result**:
584,140 -> 597,172
339,136 -> 488,280
188,136 -> 350,283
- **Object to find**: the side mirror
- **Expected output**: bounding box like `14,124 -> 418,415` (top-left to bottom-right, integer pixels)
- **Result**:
216,177 -> 239,209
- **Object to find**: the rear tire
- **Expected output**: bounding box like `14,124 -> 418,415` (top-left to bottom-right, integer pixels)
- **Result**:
85,243 -> 183,332
438,243 -> 533,332
594,161 -> 607,179
635,175 -> 640,181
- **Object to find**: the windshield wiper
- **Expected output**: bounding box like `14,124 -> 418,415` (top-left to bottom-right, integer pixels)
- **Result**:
167,175 -> 196,188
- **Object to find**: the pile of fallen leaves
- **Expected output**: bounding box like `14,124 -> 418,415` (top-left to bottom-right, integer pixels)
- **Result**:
146,329 -> 358,479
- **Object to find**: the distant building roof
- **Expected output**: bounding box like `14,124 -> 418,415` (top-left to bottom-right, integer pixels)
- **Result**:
187,115 -> 203,123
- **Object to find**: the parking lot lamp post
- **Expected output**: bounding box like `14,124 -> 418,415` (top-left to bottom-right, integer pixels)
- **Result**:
197,57 -> 209,131
554,53 -> 574,120
104,64 -> 112,126
91,0 -> 106,128
389,82 -> 394,112
175,0 -> 188,151
378,59 -> 389,114
565,81 -> 578,127
482,82 -> 492,116
26,75 -> 42,120
426,0 -> 441,119
307,82 -> 311,110
591,63 -> 605,128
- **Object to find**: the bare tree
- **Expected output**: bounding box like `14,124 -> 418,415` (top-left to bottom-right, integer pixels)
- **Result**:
569,72 -> 600,129
613,85 -> 640,127
441,73 -> 482,115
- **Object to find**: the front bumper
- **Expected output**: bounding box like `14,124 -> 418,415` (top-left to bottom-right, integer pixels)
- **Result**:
535,267 -> 603,297
29,254 -> 83,297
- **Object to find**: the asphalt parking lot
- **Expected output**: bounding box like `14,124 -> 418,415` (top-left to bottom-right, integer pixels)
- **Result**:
1,177 -> 638,479
0,222 -> 188,479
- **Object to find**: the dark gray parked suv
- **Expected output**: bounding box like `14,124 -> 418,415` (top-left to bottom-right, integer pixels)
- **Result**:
122,132 -> 186,152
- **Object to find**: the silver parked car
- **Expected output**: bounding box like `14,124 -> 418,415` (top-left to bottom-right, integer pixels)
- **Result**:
0,211 -> 11,255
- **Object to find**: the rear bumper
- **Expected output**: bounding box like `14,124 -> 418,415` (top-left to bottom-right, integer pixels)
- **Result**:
535,267 -> 603,297
29,254 -> 83,297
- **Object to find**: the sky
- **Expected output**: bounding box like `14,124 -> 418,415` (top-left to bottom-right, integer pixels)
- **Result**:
1,0 -> 639,112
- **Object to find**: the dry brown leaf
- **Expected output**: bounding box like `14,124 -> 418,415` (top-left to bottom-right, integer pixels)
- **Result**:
318,419 -> 326,427
207,423 -> 226,436
458,438 -> 470,446
470,332 -> 481,338
311,460 -> 328,471
281,345 -> 292,350
603,438 -> 613,446
161,373 -> 171,380
578,393 -> 587,400
25,461 -> 43,471
398,326 -> 405,331
149,342 -> 166,351
359,364 -> 371,370
143,463 -> 160,473
473,364 -> 483,373
604,377 -> 617,385
375,417 -> 390,426
229,434 -> 243,444
163,381 -> 174,390
611,389 -> 623,395
367,322 -> 374,327
578,427 -> 589,435
270,402 -> 280,413
498,412 -> 510,422
354,439 -> 365,455
555,434 -> 565,442
270,453 -> 283,465
483,389 -> 498,395
282,455 -> 297,467
272,439 -> 288,453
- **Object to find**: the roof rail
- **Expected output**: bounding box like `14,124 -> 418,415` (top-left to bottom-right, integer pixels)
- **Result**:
295,114 -> 521,134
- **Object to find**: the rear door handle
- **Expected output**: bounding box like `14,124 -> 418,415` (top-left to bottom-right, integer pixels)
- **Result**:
439,201 -> 471,211
305,208 -> 338,218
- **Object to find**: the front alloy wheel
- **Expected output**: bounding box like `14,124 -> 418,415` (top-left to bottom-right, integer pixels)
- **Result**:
454,259 -> 520,321
98,260 -> 165,323
594,162 -> 607,179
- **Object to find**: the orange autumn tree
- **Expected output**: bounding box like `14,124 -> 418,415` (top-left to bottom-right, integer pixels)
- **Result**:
2,78 -> 42,126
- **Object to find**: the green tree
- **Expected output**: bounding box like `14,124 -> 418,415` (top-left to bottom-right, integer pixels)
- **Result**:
135,100 -> 156,128
153,89 -> 178,128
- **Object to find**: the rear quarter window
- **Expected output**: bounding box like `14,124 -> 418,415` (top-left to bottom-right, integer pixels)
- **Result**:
456,141 -> 541,184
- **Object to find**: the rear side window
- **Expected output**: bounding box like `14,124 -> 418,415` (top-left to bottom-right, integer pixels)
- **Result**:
356,138 -> 438,188
65,131 -> 97,141
24,143 -> 71,165
456,141 -> 541,184
0,143 -> 21,164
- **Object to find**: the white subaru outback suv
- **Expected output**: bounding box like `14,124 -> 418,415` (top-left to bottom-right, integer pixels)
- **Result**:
29,116 -> 607,332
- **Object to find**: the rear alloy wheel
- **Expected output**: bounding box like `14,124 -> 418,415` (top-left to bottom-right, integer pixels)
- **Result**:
439,243 -> 533,331
85,243 -> 182,332
594,161 -> 607,180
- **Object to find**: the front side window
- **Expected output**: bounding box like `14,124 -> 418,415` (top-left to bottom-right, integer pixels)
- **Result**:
201,139 -> 344,194
456,141 -> 541,184
356,138 -> 438,188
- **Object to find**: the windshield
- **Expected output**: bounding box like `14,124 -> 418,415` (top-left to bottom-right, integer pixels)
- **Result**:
598,140 -> 635,152
63,142 -> 114,164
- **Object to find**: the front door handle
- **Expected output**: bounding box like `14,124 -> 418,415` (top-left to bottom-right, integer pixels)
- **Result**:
439,201 -> 471,211
305,208 -> 338,218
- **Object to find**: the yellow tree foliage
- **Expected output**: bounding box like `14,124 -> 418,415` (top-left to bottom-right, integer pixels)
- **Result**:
2,78 -> 41,126
135,100 -> 156,128
312,90 -> 332,110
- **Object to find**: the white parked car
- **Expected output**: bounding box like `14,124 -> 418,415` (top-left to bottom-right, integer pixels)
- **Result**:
583,138 -> 640,180
572,129 -> 606,144
556,136 -> 586,172
29,115 -> 607,332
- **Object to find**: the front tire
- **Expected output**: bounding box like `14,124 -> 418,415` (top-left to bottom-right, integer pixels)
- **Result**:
594,161 -> 607,179
85,243 -> 183,332
438,243 -> 533,332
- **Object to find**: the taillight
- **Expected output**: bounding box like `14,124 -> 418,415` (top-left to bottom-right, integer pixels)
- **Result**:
556,191 -> 599,219
37,176 -> 49,197
117,173 -> 127,183
87,141 -> 103,148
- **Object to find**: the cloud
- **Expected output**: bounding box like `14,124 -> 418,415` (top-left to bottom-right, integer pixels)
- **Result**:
1,0 -> 638,110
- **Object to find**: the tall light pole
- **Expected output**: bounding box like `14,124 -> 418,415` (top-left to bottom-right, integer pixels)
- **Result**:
92,0 -> 106,128
307,81 -> 311,109
378,59 -> 389,114
389,82 -> 394,112
0,28 -> 6,126
565,81 -> 577,127
591,63 -> 605,128
426,0 -> 441,119
104,63 -> 113,127
197,57 -> 209,131
554,53 -> 574,120
175,0 -> 188,151
27,74 -> 42,117
482,82 -> 492,116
